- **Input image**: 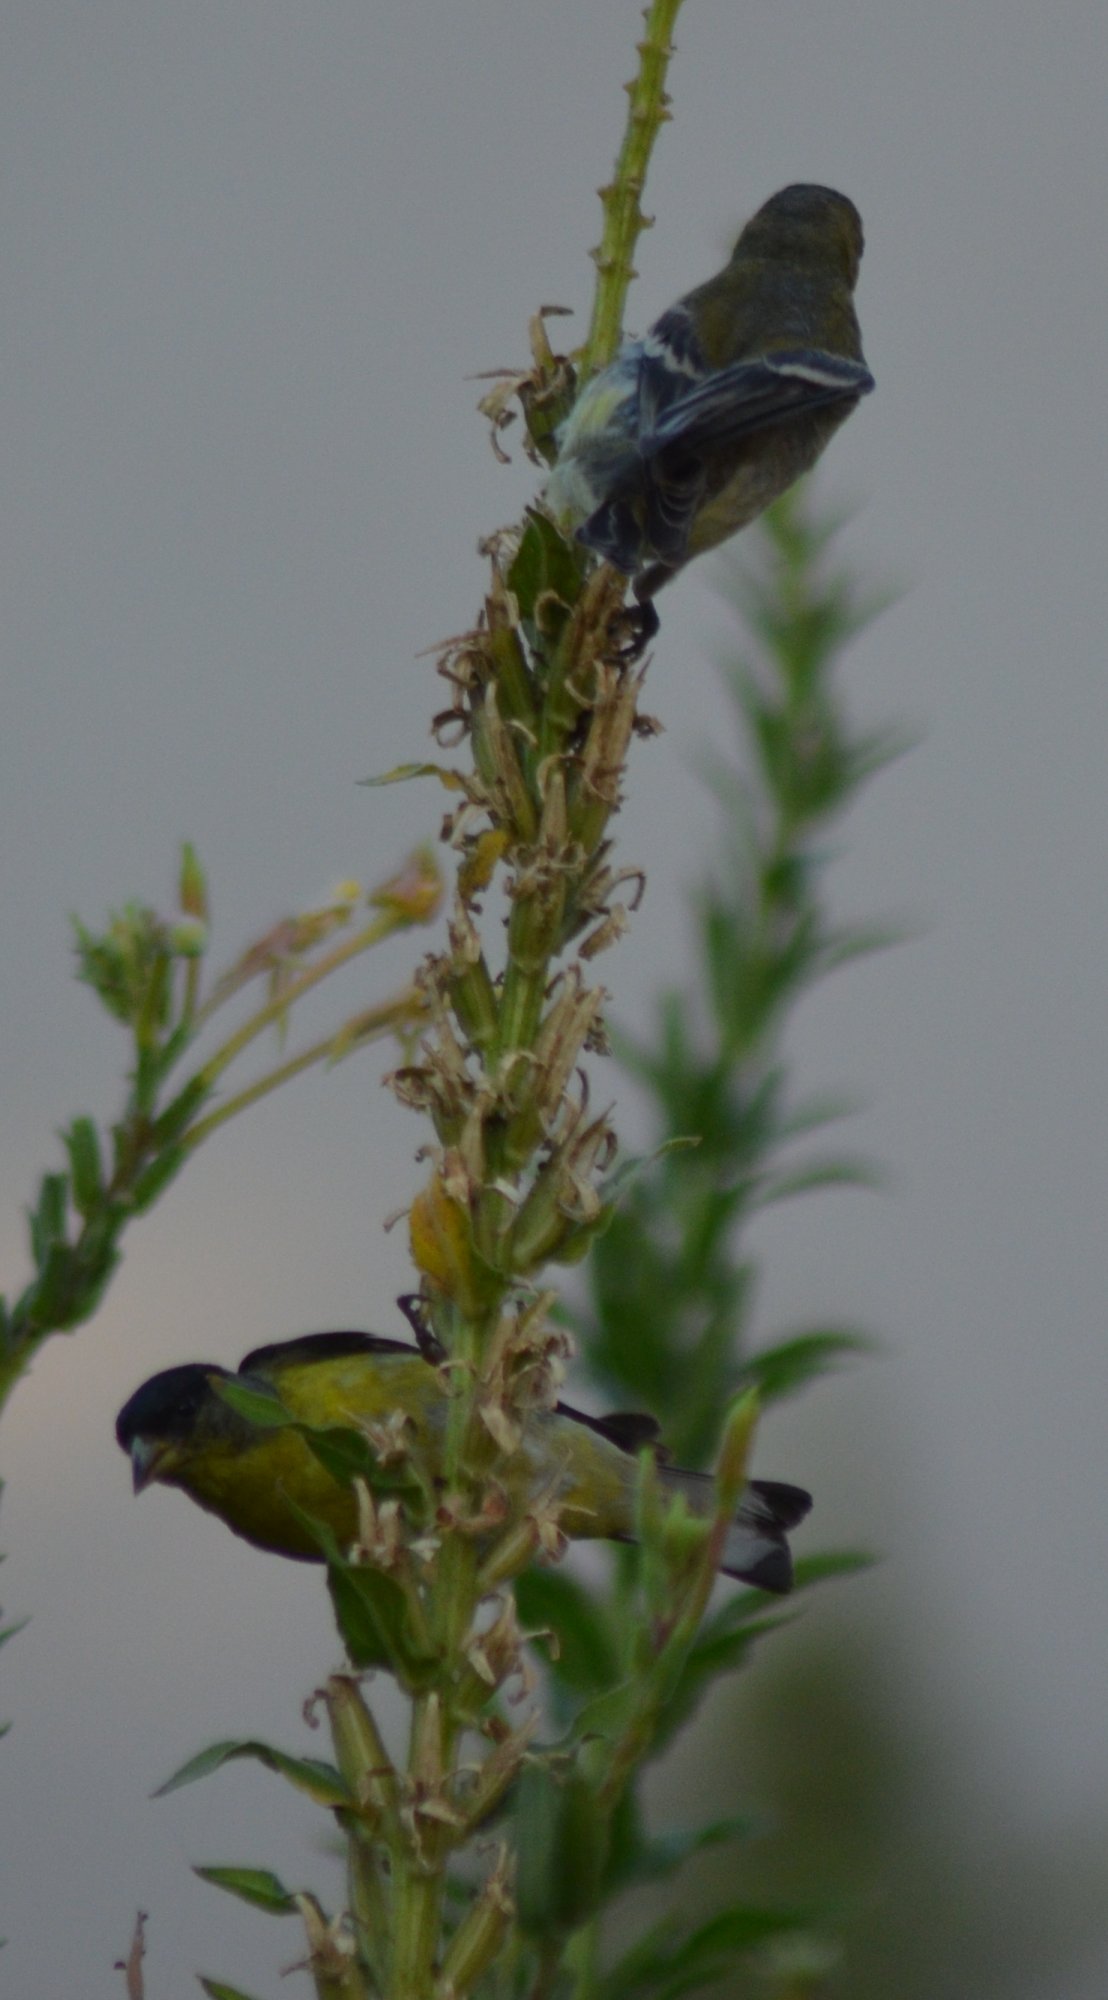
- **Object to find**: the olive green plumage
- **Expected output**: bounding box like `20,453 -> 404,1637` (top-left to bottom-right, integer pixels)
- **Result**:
545,183 -> 873,597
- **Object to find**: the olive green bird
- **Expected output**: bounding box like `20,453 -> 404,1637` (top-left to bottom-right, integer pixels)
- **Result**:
116,1331 -> 811,1592
544,183 -> 873,601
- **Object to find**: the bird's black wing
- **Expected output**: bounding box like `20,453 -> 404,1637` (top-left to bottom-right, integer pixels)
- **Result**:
740,1478 -> 813,1532
643,348 -> 874,461
239,1330 -> 420,1379
555,1400 -> 665,1456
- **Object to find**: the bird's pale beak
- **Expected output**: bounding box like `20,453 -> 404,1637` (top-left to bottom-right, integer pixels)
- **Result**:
129,1437 -> 164,1494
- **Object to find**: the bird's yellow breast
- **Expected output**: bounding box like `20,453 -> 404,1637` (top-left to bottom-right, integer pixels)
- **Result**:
163,1348 -> 641,1562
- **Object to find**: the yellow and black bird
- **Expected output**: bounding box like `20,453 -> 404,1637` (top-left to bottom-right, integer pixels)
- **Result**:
116,1331 -> 811,1592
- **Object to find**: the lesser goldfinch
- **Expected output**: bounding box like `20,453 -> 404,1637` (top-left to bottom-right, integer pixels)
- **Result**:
544,183 -> 873,598
116,1331 -> 810,1592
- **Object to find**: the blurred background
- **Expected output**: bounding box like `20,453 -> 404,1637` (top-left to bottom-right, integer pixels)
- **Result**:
2,3 -> 1107,1994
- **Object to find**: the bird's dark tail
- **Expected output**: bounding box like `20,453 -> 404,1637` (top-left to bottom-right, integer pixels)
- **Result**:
658,1468 -> 812,1593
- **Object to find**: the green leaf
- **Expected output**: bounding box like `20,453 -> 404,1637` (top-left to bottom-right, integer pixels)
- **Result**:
513,1762 -> 562,1936
595,1914 -> 683,2000
752,1154 -> 883,1206
129,1146 -> 188,1213
63,1119 -> 103,1218
771,1088 -> 860,1142
670,1901 -> 812,1972
29,1173 -> 68,1266
198,1979 -> 266,2000
515,1763 -> 607,1937
29,1243 -> 79,1328
667,1552 -> 871,1728
301,1424 -> 378,1481
154,1738 -> 350,1808
194,1865 -> 297,1915
132,1040 -> 171,1116
820,912 -> 918,969
361,760 -> 465,789
512,1567 -> 619,1697
791,1549 -> 876,1589
654,1616 -> 793,1752
283,1499 -> 440,1686
632,1813 -> 758,1882
150,1076 -> 210,1149
507,509 -> 581,624
568,1676 -> 636,1749
326,1560 -> 430,1679
301,1423 -> 420,1497
158,1015 -> 199,1072
601,1135 -> 700,1202
735,1329 -> 874,1403
604,1793 -> 757,1895
211,1375 -> 296,1429
335,1570 -> 440,1687
48,1242 -> 120,1331
599,1901 -> 813,2000
0,1619 -> 29,1655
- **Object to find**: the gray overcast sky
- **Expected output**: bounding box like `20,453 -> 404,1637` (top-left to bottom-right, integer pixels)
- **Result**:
3,4 -> 1107,1995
